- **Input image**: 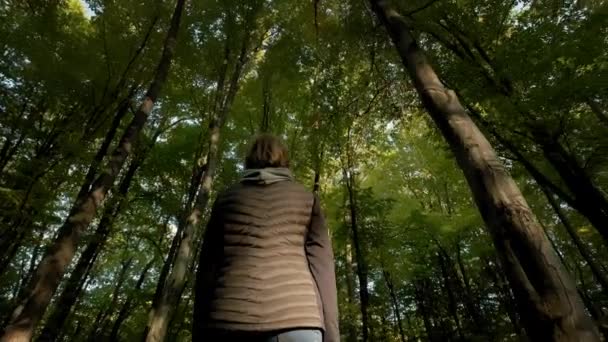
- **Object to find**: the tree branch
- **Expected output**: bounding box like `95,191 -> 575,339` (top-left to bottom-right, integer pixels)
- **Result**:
405,0 -> 440,16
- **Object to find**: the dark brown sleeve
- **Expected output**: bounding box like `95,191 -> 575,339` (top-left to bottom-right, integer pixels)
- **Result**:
193,200 -> 223,338
306,195 -> 340,342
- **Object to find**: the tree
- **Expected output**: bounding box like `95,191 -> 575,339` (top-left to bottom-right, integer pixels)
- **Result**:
0,1 -> 186,340
144,3 -> 263,340
370,0 -> 600,340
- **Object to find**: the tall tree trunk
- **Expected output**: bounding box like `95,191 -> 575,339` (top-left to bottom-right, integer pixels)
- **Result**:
414,280 -> 436,342
0,1 -> 185,340
437,250 -> 465,341
0,94 -> 129,268
141,157 -> 199,341
482,256 -> 526,341
383,269 -> 407,342
142,24 -> 229,341
167,280 -> 194,339
0,14 -> 153,266
370,1 -> 599,340
454,242 -> 488,338
94,258 -> 134,338
344,244 -> 358,342
38,154 -> 145,341
144,10 -> 255,340
109,258 -> 155,342
146,220 -> 181,329
144,115 -> 220,342
343,168 -> 370,342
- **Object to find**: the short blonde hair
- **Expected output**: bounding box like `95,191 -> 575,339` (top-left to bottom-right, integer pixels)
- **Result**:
245,134 -> 289,169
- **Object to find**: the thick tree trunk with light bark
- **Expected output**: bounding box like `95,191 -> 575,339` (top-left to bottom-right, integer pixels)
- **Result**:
371,1 -> 600,340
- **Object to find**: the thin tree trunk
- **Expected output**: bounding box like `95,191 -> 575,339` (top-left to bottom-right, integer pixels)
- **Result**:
72,97 -> 132,204
147,222 -> 181,322
0,237 -> 22,278
167,280 -> 194,339
344,244 -> 358,342
0,131 -> 25,175
454,242 -> 488,338
540,221 -> 602,330
144,9 -> 256,340
414,280 -> 435,342
383,269 -> 407,342
437,250 -> 465,341
313,169 -> 321,193
55,274 -> 94,342
371,1 -> 599,340
380,309 -> 390,342
144,117 -> 220,342
540,140 -> 608,243
38,155 -> 145,341
86,309 -> 107,342
585,97 -> 608,127
16,231 -> 43,301
166,215 -> 205,335
455,244 -> 475,316
0,1 -> 185,339
0,137 -> 12,172
94,258 -> 134,338
0,232 -> 43,326
141,162 -> 198,341
576,264 -> 608,340
462,100 -> 608,247
483,256 -> 526,341
343,167 -> 370,342
109,258 -> 156,342
541,186 -> 608,294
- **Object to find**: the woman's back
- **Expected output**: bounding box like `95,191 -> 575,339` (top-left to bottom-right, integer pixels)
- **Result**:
207,179 -> 323,330
194,135 -> 339,342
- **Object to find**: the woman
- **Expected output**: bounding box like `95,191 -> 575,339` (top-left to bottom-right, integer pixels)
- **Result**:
194,134 -> 339,342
